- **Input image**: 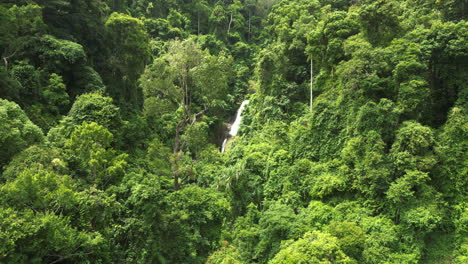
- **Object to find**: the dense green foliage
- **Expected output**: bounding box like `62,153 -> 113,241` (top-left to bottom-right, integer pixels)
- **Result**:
0,0 -> 466,263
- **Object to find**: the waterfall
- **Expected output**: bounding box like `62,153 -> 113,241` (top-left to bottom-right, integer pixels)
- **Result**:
229,100 -> 250,137
221,138 -> 228,153
221,100 -> 249,152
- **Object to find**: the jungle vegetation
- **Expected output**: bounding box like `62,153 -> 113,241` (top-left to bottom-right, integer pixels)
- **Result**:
0,0 -> 466,263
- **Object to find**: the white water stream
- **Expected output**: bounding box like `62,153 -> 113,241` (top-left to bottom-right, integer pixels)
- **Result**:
221,100 -> 249,152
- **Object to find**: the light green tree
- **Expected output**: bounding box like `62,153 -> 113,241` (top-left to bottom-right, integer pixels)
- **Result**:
269,231 -> 353,264
0,99 -> 44,169
140,38 -> 232,189
64,122 -> 127,187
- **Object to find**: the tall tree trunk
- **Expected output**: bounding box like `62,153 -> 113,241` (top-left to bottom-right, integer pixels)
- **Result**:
248,11 -> 251,40
310,57 -> 313,112
198,12 -> 200,36
172,118 -> 186,191
173,153 -> 181,190
227,13 -> 233,34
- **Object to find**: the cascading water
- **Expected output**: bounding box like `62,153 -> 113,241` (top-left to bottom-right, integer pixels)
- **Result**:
221,100 -> 249,152
229,100 -> 250,137
221,138 -> 228,153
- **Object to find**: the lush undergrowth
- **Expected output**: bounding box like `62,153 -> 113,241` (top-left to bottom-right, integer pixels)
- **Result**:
0,0 -> 466,263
